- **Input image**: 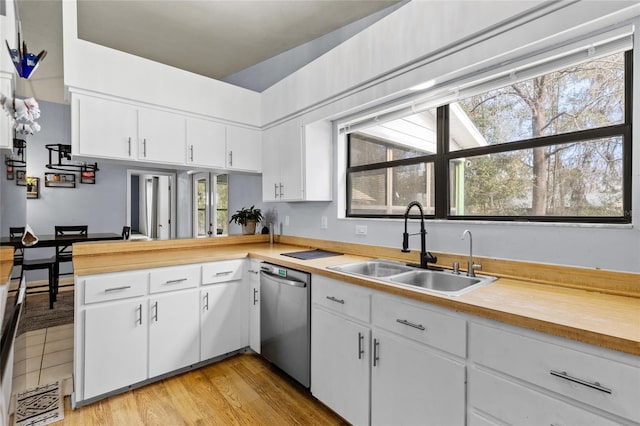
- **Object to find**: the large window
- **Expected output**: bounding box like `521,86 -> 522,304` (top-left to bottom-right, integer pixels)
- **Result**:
346,50 -> 632,223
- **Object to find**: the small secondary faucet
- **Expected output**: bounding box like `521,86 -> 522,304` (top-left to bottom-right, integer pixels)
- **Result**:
402,201 -> 437,269
461,229 -> 481,277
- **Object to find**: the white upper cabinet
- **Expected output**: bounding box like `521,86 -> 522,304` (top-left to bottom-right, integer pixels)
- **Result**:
73,94 -> 138,161
226,125 -> 262,172
138,107 -> 186,165
262,118 -> 332,202
185,118 -> 226,168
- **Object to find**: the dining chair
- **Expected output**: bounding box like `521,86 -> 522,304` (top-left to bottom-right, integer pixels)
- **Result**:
9,227 -> 25,281
54,225 -> 88,297
10,226 -> 57,308
122,226 -> 131,240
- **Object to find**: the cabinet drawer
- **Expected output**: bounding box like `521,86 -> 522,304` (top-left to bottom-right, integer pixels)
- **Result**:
83,271 -> 148,304
149,265 -> 199,294
372,294 -> 466,357
312,276 -> 370,323
469,367 -> 620,426
202,260 -> 243,285
470,322 -> 640,422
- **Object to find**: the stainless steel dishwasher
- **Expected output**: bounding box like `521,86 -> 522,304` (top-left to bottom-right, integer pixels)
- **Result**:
260,263 -> 310,388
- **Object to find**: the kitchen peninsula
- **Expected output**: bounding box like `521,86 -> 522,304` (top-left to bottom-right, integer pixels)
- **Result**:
71,235 -> 640,424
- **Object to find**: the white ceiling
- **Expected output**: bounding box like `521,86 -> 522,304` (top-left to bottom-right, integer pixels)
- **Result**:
14,0 -> 400,104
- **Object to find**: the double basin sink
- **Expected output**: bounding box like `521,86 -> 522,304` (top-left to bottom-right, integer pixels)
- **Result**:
327,259 -> 496,296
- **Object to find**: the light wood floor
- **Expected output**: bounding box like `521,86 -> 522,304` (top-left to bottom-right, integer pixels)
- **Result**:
56,353 -> 346,425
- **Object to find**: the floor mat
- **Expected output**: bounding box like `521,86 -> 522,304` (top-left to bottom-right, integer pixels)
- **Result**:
14,381 -> 64,426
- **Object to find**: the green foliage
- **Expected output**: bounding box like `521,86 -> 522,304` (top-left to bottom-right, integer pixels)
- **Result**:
229,205 -> 263,225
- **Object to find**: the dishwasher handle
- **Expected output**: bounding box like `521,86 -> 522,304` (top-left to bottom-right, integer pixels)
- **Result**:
260,270 -> 307,288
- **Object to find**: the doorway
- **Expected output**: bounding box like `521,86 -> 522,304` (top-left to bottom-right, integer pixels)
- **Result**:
127,169 -> 176,239
192,172 -> 228,237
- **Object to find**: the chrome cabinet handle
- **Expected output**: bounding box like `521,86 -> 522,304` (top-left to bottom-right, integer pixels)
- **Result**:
215,271 -> 233,276
203,292 -> 209,311
153,301 -> 158,322
279,183 -> 284,198
373,338 -> 380,367
396,318 -> 426,331
104,285 -> 131,292
550,370 -> 612,394
189,144 -> 194,162
127,137 -> 131,156
248,269 -> 259,274
253,288 -> 259,305
165,278 -> 188,284
326,296 -> 345,304
358,332 -> 364,360
274,183 -> 278,198
143,138 -> 147,157
136,304 -> 142,325
229,151 -> 233,167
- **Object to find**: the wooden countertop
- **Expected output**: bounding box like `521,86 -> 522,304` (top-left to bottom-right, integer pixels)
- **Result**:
1,247 -> 14,284
72,236 -> 640,357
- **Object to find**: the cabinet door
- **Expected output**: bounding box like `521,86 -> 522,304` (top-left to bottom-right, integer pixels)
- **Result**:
247,261 -> 261,353
75,94 -> 138,160
185,118 -> 225,168
200,280 -> 248,360
371,329 -> 465,426
138,107 -> 186,164
278,120 -> 304,201
311,308 -> 370,426
148,290 -> 200,378
226,125 -> 261,172
84,300 -> 147,399
261,125 -> 282,202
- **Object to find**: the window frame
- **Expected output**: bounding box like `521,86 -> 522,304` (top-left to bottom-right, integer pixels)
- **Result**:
346,50 -> 633,224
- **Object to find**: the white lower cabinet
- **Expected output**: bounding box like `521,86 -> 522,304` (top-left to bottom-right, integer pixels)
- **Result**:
311,307 -> 370,426
371,328 -> 465,426
311,276 -> 465,426
468,321 -> 640,425
148,289 -> 200,378
200,280 -> 247,360
247,260 -> 261,353
83,300 -> 147,400
76,259 -> 249,406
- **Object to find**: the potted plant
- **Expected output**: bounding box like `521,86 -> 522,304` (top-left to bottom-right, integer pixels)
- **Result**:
229,205 -> 263,235
25,176 -> 35,192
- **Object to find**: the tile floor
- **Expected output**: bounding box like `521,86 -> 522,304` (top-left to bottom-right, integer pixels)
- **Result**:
12,324 -> 74,398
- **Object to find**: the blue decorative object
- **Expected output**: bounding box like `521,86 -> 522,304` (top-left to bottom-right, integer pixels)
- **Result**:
5,33 -> 47,79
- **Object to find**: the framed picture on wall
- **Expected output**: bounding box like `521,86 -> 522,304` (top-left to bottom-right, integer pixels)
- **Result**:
6,164 -> 14,180
16,170 -> 26,186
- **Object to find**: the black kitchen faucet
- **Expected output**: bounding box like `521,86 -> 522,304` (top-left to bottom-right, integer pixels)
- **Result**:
402,201 -> 438,269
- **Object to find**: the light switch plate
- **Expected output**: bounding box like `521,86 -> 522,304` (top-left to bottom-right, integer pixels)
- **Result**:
355,225 -> 367,235
321,216 -> 328,229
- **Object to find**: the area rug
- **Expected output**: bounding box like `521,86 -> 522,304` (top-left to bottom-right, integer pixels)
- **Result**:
14,381 -> 64,426
17,291 -> 74,334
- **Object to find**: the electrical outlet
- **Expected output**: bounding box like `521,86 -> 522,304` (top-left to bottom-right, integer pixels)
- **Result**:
285,215 -> 290,226
321,216 -> 328,229
355,225 -> 367,235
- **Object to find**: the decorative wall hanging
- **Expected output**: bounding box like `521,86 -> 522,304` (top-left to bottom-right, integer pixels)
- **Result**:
45,144 -> 99,184
15,169 -> 25,185
25,176 -> 39,199
5,34 -> 47,79
0,93 -> 41,134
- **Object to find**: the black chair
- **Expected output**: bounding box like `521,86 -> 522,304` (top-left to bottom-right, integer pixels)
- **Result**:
54,225 -> 88,296
10,226 -> 57,309
9,227 -> 24,281
122,226 -> 131,240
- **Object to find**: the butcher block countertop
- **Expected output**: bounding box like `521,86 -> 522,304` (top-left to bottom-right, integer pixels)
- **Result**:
72,235 -> 640,357
0,247 -> 14,284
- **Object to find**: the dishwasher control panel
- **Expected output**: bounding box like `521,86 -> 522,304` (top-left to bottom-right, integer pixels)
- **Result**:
261,264 -> 288,277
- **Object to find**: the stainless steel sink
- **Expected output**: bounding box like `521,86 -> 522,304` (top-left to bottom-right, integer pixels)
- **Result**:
327,259 -> 414,278
327,260 -> 496,296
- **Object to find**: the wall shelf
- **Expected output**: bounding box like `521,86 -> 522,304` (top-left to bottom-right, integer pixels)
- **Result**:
45,172 -> 76,188
26,177 -> 39,199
